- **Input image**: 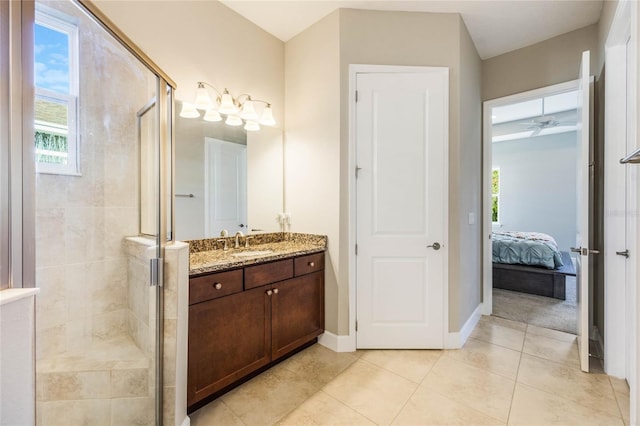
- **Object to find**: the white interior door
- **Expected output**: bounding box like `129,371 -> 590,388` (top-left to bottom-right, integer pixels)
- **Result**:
204,137 -> 247,237
575,50 -> 591,372
355,69 -> 448,349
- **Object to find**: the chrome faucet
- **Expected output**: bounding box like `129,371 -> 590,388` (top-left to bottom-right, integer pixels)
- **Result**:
234,231 -> 244,249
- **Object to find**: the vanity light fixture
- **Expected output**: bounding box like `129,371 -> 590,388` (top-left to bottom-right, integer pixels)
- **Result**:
179,81 -> 276,131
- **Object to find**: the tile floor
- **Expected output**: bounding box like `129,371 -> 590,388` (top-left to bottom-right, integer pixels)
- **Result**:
189,316 -> 630,425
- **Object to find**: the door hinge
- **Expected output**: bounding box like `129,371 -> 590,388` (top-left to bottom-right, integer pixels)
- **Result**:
355,320 -> 358,331
355,244 -> 358,255
356,166 -> 362,178
355,90 -> 358,103
150,258 -> 164,287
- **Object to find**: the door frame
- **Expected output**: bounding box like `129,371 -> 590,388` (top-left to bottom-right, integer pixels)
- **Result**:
482,79 -> 580,316
604,0 -> 638,421
347,64 -> 449,351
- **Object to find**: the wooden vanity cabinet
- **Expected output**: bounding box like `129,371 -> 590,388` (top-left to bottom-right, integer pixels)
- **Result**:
187,252 -> 325,411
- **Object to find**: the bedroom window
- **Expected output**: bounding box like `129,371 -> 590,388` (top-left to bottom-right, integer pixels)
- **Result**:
492,168 -> 500,223
34,9 -> 79,175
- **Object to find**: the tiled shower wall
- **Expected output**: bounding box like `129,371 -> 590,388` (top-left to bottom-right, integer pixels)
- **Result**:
35,0 -> 150,360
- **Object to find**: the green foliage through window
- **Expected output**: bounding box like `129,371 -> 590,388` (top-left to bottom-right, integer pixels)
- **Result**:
492,168 -> 500,223
35,131 -> 68,165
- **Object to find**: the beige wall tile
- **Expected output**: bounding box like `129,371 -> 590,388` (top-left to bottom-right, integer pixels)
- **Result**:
111,397 -> 153,426
41,371 -> 110,400
41,399 -> 111,426
111,368 -> 149,398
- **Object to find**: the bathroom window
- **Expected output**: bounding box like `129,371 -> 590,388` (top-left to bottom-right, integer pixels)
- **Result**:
492,168 -> 501,224
34,9 -> 79,175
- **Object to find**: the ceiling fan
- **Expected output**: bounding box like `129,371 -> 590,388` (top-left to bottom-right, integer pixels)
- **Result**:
520,115 -> 574,136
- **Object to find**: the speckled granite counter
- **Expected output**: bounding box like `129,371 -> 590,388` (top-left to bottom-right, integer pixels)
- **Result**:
185,233 -> 327,276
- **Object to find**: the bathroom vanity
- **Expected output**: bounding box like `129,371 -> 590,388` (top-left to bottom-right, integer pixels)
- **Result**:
186,233 -> 326,412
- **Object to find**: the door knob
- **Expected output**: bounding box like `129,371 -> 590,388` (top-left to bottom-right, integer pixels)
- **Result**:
266,290 -> 273,296
571,247 -> 601,255
213,283 -> 222,290
616,250 -> 630,258
427,242 -> 441,250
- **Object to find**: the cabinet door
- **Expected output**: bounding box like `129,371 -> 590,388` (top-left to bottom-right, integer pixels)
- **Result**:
271,271 -> 324,360
187,286 -> 271,408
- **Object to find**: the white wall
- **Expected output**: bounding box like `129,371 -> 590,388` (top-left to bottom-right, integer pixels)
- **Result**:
492,131 -> 578,252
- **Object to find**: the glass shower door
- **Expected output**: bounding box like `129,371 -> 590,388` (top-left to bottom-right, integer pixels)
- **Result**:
31,1 -> 173,425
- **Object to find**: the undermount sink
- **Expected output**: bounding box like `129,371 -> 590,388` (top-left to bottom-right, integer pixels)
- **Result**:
231,250 -> 273,258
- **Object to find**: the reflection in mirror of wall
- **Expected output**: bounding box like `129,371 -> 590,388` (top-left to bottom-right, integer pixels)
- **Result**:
175,101 -> 284,241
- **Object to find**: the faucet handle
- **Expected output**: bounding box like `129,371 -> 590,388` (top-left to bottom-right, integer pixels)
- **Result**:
220,229 -> 228,237
244,236 -> 254,248
216,239 -> 228,251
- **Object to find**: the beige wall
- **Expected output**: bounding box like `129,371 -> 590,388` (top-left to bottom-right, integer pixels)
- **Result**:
482,24 -> 599,101
457,21 -> 483,327
284,11 -> 341,333
94,0 -> 284,129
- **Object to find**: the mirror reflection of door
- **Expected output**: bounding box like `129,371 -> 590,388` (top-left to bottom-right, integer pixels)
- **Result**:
204,137 -> 247,237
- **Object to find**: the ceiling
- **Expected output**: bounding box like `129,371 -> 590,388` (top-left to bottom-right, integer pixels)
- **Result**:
220,0 -> 603,59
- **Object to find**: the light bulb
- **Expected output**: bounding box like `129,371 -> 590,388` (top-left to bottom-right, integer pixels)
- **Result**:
259,105 -> 276,126
225,115 -> 243,126
194,83 -> 213,110
239,100 -> 258,120
219,90 -> 239,115
203,109 -> 222,122
244,120 -> 260,131
179,102 -> 200,118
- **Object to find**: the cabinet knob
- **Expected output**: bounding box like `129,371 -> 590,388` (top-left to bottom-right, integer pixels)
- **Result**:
273,288 -> 279,294
266,290 -> 273,296
308,262 -> 315,267
214,283 -> 222,290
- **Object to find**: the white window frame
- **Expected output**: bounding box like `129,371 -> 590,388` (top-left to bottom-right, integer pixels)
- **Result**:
491,167 -> 501,226
34,9 -> 79,176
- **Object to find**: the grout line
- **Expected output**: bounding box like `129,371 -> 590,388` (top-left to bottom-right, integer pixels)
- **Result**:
506,337 -> 525,425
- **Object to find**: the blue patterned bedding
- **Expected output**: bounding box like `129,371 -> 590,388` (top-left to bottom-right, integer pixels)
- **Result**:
492,231 -> 564,269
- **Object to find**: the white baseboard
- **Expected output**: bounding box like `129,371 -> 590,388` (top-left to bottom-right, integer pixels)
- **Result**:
181,416 -> 190,426
444,304 -> 482,349
318,331 -> 355,352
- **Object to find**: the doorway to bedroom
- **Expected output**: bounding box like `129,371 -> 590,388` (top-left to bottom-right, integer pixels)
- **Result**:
483,82 -> 583,337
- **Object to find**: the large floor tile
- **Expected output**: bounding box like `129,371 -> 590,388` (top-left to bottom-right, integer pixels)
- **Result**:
322,359 -> 417,425
615,391 -> 630,425
508,383 -> 624,425
526,324 -> 576,342
221,364 -> 318,425
392,386 -> 505,425
421,356 -> 515,422
610,377 -> 630,396
471,317 -> 526,351
279,344 -> 358,388
190,400 -> 244,426
278,390 -> 376,426
359,349 -> 442,383
522,332 -> 580,368
517,354 -> 620,417
444,337 -> 521,379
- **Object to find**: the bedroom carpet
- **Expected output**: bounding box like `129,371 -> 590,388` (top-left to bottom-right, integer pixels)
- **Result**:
492,276 -> 577,334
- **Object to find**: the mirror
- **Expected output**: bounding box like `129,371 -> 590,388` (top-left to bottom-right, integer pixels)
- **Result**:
175,101 -> 283,241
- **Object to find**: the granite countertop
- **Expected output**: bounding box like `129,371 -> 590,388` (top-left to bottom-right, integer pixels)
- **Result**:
186,233 -> 327,276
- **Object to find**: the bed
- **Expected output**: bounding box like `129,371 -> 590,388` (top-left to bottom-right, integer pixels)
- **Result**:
492,231 -> 576,300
